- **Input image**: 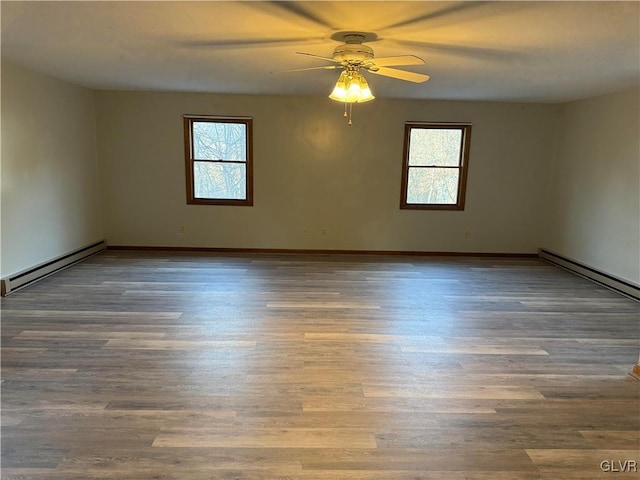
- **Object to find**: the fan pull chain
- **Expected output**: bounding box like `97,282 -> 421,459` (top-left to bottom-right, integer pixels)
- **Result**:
340,103 -> 354,126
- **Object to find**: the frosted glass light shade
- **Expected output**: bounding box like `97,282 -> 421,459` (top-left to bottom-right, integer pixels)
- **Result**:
329,71 -> 374,103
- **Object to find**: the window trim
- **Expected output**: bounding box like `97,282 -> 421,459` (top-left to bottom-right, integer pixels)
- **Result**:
400,122 -> 472,211
183,115 -> 254,206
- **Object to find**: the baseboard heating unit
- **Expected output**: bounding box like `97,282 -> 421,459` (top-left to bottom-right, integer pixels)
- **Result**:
539,248 -> 639,301
1,240 -> 106,296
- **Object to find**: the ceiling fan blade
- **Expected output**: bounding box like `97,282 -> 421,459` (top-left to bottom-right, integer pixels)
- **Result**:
387,39 -> 519,62
275,65 -> 342,73
369,55 -> 425,67
369,67 -> 430,83
295,51 -> 341,64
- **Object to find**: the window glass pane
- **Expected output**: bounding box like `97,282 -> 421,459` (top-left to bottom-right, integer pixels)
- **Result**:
193,122 -> 247,161
406,167 -> 459,204
409,128 -> 462,166
194,161 -> 246,200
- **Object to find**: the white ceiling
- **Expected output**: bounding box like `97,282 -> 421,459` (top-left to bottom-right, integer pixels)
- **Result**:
2,1 -> 639,103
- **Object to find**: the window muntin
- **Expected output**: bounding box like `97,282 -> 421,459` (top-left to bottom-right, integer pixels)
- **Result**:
184,116 -> 253,205
401,123 -> 471,210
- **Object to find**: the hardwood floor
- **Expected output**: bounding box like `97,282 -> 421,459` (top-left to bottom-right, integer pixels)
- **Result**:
1,250 -> 639,479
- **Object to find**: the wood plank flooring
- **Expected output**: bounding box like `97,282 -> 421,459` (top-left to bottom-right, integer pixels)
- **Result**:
1,250 -> 639,479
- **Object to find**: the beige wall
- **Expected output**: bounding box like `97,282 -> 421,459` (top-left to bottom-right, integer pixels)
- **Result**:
3,61 -> 636,281
545,88 -> 640,284
1,61 -> 103,277
95,91 -> 558,253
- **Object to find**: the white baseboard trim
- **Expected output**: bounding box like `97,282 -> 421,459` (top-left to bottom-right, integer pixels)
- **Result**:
1,240 -> 106,296
539,248 -> 639,301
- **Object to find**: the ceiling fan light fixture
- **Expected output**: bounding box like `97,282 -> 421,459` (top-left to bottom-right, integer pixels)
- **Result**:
329,70 -> 374,104
329,70 -> 349,102
356,73 -> 374,103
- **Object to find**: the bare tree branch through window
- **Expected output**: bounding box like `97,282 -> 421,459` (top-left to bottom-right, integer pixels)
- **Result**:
184,116 -> 253,206
401,123 -> 471,211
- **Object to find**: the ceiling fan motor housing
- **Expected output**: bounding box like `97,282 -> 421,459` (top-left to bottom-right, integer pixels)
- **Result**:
332,34 -> 374,64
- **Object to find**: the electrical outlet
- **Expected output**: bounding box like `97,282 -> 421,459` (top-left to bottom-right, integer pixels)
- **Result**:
321,228 -> 327,236
303,228 -> 310,236
464,231 -> 471,239
180,225 -> 185,234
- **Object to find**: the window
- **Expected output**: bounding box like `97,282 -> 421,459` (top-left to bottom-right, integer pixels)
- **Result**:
184,115 -> 253,206
400,122 -> 471,210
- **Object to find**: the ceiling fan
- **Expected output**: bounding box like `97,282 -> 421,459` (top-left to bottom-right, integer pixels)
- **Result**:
290,32 -> 430,84
285,32 -> 430,125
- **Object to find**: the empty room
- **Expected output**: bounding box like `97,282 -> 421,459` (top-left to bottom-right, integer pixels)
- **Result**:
1,1 -> 639,479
